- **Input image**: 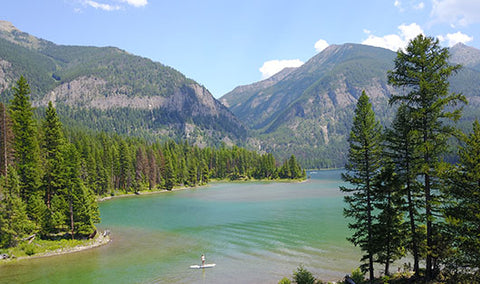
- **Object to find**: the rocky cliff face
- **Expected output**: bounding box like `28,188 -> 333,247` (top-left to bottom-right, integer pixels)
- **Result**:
0,21 -> 246,143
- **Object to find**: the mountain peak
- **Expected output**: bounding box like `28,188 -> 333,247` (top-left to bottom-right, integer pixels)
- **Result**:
450,43 -> 480,71
0,20 -> 16,32
0,20 -> 45,49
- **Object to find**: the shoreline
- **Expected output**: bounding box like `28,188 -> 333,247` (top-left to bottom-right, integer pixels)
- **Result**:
98,177 -> 307,202
97,186 -> 193,202
1,231 -> 111,263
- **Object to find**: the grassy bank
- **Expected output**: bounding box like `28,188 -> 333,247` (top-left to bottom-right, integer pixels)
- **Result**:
0,231 -> 110,263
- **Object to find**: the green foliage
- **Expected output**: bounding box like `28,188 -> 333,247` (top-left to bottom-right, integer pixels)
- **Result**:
340,91 -> 383,281
278,277 -> 292,284
9,76 -> 41,207
292,265 -> 316,284
387,34 -> 466,280
0,167 -> 36,248
371,165 -> 406,275
350,267 -> 365,284
20,242 -> 36,256
444,119 -> 480,273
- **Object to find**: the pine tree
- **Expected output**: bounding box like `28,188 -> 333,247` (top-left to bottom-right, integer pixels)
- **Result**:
0,166 -> 35,248
0,102 -> 14,178
118,140 -> 133,191
134,146 -> 148,192
388,35 -> 466,279
146,148 -> 158,190
384,104 -> 423,276
9,76 -> 41,210
63,144 -> 99,239
372,165 -> 405,276
340,91 -> 383,283
163,147 -> 175,191
444,120 -> 480,277
42,102 -> 66,209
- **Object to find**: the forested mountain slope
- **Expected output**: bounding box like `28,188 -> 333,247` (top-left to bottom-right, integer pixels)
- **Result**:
221,43 -> 480,168
0,20 -> 246,145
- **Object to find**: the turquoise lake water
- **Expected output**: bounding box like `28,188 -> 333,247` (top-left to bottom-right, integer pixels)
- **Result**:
0,170 -> 363,283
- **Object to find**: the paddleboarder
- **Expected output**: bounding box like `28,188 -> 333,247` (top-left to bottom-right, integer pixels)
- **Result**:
201,254 -> 205,266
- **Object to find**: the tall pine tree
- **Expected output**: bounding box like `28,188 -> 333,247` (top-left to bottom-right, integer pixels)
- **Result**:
42,102 -> 66,209
388,35 -> 466,280
384,104 -> 423,277
340,91 -> 383,283
9,76 -> 41,217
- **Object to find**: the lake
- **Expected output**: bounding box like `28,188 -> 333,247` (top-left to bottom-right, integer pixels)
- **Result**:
0,170 -> 363,283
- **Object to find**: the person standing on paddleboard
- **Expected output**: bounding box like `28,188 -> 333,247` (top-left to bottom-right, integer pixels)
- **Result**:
201,254 -> 205,266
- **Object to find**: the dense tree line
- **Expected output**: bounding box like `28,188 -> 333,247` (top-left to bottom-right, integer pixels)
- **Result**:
66,131 -> 305,196
0,76 -> 305,249
0,76 -> 99,248
342,35 -> 479,283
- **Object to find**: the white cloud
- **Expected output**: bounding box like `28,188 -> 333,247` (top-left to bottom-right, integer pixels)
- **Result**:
394,0 -> 405,12
81,0 -> 147,11
395,0 -> 425,12
414,2 -> 425,10
431,0 -> 480,27
314,39 -> 329,53
121,0 -> 148,7
85,0 -> 121,11
362,23 -> 424,51
259,59 -> 304,79
438,31 -> 473,46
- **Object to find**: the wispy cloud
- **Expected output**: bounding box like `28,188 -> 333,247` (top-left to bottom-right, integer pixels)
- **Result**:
394,0 -> 424,12
80,0 -> 147,11
362,23 -> 424,51
259,59 -> 304,79
121,0 -> 148,8
85,0 -> 121,11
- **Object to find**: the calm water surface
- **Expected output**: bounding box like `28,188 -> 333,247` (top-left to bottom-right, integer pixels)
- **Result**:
0,170 -> 362,283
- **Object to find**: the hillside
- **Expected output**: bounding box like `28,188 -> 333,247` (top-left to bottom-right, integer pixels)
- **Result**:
0,20 -> 246,145
221,43 -> 480,168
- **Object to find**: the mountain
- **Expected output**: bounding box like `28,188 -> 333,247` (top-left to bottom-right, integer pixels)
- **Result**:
0,20 -> 246,145
221,43 -> 480,168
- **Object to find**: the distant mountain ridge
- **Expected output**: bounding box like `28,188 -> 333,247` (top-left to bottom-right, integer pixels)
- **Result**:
0,20 -> 246,144
221,42 -> 480,168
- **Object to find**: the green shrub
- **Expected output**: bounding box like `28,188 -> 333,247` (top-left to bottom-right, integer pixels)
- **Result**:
279,277 -> 292,284
293,265 -> 316,284
21,243 -> 36,256
350,268 -> 365,284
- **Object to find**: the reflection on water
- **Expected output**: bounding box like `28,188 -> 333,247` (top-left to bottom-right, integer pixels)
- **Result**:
0,170 -> 363,283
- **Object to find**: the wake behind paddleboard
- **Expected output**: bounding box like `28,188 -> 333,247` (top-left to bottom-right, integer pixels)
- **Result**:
189,263 -> 216,269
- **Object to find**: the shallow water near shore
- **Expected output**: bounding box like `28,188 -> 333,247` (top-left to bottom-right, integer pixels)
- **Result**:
0,170 -> 363,283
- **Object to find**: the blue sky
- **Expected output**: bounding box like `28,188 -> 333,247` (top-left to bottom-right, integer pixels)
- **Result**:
1,0 -> 480,98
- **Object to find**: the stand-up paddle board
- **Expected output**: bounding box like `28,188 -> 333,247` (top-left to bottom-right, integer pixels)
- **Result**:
189,263 -> 216,269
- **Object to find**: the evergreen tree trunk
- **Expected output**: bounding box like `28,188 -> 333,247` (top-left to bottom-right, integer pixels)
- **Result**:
69,195 -> 74,240
407,182 -> 420,276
